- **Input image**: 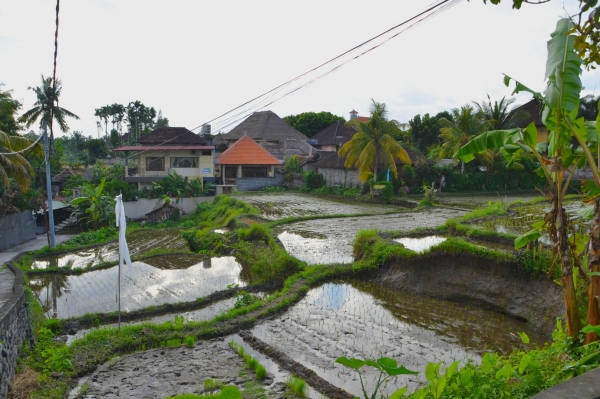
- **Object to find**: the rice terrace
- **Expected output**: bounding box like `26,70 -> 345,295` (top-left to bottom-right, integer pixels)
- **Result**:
2,0 -> 600,398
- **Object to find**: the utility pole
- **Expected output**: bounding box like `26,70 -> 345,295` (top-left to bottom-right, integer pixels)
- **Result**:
43,120 -> 56,248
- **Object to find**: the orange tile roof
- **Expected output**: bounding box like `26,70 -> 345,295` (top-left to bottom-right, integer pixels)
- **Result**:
217,135 -> 281,165
357,116 -> 370,122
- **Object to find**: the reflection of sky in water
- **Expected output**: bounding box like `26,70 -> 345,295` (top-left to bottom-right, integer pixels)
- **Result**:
31,229 -> 187,269
277,231 -> 353,265
393,236 -> 446,253
31,257 -> 244,319
253,282 -> 546,396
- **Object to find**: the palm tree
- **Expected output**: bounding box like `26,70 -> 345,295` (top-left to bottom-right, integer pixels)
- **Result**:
0,129 -> 42,194
20,75 -> 80,142
339,100 -> 411,184
438,105 -> 491,173
473,95 -> 528,130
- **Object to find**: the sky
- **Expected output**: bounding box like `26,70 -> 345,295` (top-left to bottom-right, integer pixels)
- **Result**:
1,0 -> 598,138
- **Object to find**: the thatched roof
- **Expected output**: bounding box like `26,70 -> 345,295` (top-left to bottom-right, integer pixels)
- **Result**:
145,200 -> 185,215
137,127 -> 206,145
221,111 -> 309,142
507,99 -> 542,128
310,121 -> 356,147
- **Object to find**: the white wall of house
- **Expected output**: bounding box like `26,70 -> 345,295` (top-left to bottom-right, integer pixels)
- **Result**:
135,149 -> 215,179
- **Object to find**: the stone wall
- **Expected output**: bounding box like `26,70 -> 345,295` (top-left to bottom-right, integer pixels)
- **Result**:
0,211 -> 35,252
123,196 -> 214,220
0,264 -> 33,399
235,173 -> 284,191
319,167 -> 361,188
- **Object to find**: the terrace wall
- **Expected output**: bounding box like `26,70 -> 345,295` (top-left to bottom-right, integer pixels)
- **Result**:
0,264 -> 33,399
0,211 -> 36,252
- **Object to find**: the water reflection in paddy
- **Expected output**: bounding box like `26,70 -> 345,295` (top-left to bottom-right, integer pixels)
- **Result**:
31,229 -> 188,269
276,209 -> 465,264
30,256 -> 245,319
394,236 -> 446,253
252,280 -> 547,396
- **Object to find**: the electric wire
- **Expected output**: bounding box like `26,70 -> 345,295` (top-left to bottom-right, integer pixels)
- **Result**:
0,135 -> 44,155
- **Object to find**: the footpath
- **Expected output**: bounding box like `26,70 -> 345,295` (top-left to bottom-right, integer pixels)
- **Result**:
0,234 -> 76,266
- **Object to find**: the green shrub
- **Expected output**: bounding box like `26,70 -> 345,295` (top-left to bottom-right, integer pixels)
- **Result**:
236,224 -> 271,244
304,171 -> 325,189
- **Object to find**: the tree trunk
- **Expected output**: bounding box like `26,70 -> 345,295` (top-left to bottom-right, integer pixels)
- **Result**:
461,160 -> 465,174
556,200 -> 582,336
586,197 -> 600,343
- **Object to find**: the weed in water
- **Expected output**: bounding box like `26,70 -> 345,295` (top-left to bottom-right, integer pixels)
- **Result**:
285,375 -> 306,397
184,336 -> 195,348
167,385 -> 242,399
203,378 -> 223,392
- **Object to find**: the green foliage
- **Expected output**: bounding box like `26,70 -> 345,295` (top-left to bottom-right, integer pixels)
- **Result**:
233,291 -> 261,309
229,341 -> 267,380
203,378 -> 223,392
236,224 -> 271,244
70,177 -> 116,230
335,356 -> 416,399
285,375 -> 306,397
167,385 -> 241,399
283,111 -> 345,137
407,111 -> 451,153
304,171 -> 325,189
0,86 -> 24,135
283,154 -> 302,174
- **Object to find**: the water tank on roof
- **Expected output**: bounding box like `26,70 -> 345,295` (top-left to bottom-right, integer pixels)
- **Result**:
201,124 -> 211,135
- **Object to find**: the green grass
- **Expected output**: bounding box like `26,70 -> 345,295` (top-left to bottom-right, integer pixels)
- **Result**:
229,341 -> 267,380
285,375 -> 306,397
204,378 -> 224,391
167,385 -> 241,399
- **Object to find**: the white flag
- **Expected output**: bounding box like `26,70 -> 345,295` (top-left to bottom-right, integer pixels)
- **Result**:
115,194 -> 133,279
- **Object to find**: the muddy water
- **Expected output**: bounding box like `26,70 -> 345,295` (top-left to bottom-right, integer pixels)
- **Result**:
252,280 -> 547,396
275,209 -> 465,264
435,194 -> 540,209
31,229 -> 188,269
30,256 -> 245,319
241,193 -> 399,219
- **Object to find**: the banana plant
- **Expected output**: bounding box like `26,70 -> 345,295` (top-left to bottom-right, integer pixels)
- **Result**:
454,18 -> 595,337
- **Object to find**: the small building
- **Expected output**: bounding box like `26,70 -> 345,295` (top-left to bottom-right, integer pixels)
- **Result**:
218,110 -> 317,161
145,200 -> 185,223
215,135 -> 283,192
114,127 -> 215,190
349,109 -> 370,123
309,120 -> 356,152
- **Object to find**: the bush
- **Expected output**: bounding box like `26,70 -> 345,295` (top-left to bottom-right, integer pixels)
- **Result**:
304,171 -> 325,189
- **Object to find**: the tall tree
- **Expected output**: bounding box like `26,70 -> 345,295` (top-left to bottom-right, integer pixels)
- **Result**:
0,87 -> 23,135
0,129 -> 41,194
339,100 -> 411,185
438,105 -> 491,173
408,111 -> 451,153
283,111 -> 345,137
579,94 -> 599,121
473,95 -> 528,130
20,75 -> 79,141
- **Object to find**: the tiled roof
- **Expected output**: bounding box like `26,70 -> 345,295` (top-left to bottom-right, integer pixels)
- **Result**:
221,111 -> 308,142
357,116 -> 370,123
310,121 -> 356,146
113,145 -> 214,151
217,136 -> 281,165
137,127 -> 206,145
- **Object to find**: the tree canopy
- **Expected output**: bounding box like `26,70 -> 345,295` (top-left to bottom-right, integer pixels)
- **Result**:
407,111 -> 451,153
283,111 -> 345,137
0,88 -> 23,135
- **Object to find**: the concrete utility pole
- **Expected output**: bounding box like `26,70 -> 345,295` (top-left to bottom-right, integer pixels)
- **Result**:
43,120 -> 56,248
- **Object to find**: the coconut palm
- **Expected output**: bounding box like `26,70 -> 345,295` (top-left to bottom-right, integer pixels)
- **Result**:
0,129 -> 42,193
438,105 -> 491,173
473,95 -> 529,130
20,75 -> 80,141
339,100 -> 411,184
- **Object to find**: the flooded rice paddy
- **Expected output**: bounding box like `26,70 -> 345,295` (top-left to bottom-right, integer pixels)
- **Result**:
252,280 -> 547,396
30,256 -> 245,318
31,229 -> 188,269
240,192 -> 399,219
275,208 -> 465,264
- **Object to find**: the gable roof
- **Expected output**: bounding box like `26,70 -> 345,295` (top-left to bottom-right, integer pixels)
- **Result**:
137,127 -> 206,145
507,99 -> 542,128
310,121 -> 356,147
216,135 -> 281,165
221,111 -> 309,142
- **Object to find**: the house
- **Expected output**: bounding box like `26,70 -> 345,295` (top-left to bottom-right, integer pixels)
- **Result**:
309,120 -> 356,152
507,98 -> 548,144
145,200 -> 185,223
218,110 -> 317,161
349,109 -> 370,123
215,135 -> 283,193
114,127 -> 215,190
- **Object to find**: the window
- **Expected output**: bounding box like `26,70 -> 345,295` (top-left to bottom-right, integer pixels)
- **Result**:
146,157 -> 165,171
170,157 -> 198,168
242,166 -> 268,178
201,150 -> 212,156
225,166 -> 237,179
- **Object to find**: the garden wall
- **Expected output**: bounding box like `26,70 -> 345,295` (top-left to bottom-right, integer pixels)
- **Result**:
319,167 -> 360,188
0,264 -> 33,399
0,211 -> 35,252
235,174 -> 284,191
123,196 -> 213,220
373,252 -> 563,337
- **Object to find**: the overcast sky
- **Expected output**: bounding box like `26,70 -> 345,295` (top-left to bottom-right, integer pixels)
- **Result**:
1,0 -> 598,138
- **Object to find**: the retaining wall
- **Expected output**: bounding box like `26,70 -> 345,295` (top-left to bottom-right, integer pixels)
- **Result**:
0,264 -> 33,399
235,174 -> 284,191
123,196 -> 213,220
0,211 -> 35,252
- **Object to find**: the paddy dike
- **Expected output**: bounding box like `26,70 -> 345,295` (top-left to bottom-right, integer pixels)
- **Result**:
371,251 -> 563,337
